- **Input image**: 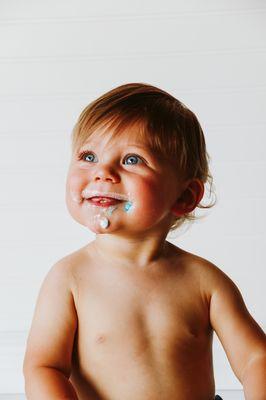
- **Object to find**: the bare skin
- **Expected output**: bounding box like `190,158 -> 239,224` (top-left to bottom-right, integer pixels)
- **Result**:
23,126 -> 266,399
23,234 -> 266,400
68,241 -> 216,400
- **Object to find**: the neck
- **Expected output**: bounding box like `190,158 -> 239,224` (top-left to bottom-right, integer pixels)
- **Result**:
90,231 -> 172,270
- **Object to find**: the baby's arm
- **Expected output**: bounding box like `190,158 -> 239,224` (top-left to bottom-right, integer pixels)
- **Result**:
209,267 -> 266,399
23,259 -> 79,399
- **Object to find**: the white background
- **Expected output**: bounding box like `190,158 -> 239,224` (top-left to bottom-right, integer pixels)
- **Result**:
0,0 -> 265,397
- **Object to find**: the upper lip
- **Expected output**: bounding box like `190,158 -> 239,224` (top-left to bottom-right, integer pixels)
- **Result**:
82,189 -> 128,201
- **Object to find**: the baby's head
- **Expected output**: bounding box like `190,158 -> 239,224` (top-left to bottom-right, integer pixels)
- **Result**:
66,83 -> 215,236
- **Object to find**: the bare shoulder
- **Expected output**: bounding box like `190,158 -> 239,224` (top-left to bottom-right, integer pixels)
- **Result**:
190,253 -> 242,300
55,243 -> 92,268
52,243 -> 94,295
171,245 -> 238,300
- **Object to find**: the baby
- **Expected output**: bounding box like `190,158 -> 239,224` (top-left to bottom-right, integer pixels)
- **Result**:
23,83 -> 266,399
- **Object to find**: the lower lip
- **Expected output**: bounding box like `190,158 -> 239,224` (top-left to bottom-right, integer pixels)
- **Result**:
86,198 -> 122,207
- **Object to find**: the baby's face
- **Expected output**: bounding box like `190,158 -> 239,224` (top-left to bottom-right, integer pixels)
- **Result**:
65,125 -> 183,235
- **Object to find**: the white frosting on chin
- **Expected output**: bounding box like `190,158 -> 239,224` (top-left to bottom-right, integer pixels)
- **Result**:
99,217 -> 110,229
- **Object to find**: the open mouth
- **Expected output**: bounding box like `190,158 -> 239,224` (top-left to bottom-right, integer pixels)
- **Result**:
87,196 -> 124,207
82,190 -> 129,207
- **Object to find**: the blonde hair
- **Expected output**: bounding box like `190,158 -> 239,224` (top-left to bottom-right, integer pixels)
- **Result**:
71,82 -> 216,232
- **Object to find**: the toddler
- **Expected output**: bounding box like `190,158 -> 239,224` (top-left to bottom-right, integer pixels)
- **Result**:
23,83 -> 266,399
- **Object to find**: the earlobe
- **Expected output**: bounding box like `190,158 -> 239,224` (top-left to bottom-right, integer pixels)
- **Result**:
171,179 -> 204,217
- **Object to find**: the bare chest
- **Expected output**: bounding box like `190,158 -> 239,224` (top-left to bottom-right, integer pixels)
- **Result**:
69,262 -> 215,399
72,263 -> 211,365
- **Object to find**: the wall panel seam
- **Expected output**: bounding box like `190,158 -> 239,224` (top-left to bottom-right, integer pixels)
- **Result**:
1,85 -> 266,101
0,8 -> 266,25
0,48 -> 266,64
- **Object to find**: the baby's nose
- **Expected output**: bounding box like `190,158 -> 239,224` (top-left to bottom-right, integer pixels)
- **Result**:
93,165 -> 120,183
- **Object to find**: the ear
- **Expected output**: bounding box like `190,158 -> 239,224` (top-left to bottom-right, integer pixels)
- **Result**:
171,179 -> 204,217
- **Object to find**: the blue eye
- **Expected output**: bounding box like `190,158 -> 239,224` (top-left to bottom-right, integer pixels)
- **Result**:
124,154 -> 143,165
79,152 -> 97,162
78,151 -> 143,165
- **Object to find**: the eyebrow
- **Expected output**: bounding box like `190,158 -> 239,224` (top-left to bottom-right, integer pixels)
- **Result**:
78,142 -> 161,160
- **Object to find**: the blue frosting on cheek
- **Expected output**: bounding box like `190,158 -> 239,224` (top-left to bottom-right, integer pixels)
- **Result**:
124,201 -> 133,212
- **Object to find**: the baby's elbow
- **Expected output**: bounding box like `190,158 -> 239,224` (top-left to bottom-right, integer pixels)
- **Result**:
23,359 -> 42,379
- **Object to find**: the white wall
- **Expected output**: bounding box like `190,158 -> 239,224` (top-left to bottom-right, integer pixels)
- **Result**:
0,0 -> 265,395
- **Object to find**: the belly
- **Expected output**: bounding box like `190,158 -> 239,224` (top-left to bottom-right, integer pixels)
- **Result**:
70,336 -> 215,400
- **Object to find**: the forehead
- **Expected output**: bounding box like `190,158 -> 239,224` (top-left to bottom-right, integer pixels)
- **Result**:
80,123 -> 151,150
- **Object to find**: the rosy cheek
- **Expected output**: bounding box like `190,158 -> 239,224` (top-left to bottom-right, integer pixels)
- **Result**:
135,178 -> 161,201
